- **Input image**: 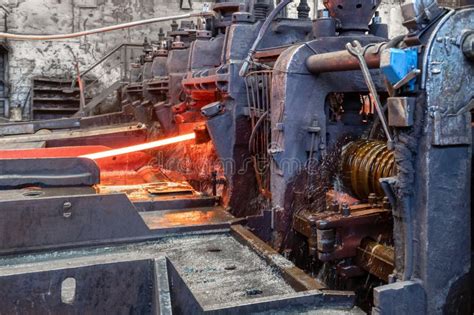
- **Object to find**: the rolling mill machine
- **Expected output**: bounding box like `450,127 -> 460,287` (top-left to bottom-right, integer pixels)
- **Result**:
235,0 -> 472,313
122,19 -> 200,130
0,0 -> 471,313
0,1 -> 362,314
175,0 -> 315,216
117,0 -> 317,216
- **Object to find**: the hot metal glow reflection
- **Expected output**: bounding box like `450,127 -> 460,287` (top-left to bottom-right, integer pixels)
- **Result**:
80,133 -> 196,160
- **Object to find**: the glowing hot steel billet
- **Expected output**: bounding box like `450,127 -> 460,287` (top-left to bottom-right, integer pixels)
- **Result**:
80,133 -> 196,160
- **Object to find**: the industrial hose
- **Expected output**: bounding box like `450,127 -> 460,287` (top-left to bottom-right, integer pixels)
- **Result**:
0,12 -> 210,41
239,0 -> 293,77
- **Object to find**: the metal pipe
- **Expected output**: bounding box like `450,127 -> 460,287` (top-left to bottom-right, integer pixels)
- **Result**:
0,12 -> 210,41
306,44 -> 385,74
80,43 -> 142,79
74,62 -> 86,117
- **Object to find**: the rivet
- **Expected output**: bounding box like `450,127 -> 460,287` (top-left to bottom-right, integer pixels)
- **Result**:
63,202 -> 72,218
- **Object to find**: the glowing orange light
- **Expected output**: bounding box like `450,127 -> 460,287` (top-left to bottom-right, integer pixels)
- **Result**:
80,133 -> 196,160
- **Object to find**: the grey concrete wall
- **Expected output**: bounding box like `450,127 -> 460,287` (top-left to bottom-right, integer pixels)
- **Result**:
3,0 -> 209,118
2,0 -> 405,119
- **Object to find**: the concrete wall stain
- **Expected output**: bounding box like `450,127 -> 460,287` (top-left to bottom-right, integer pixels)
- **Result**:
3,0 -> 404,118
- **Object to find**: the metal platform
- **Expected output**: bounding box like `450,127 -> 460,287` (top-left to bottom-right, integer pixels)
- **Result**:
0,131 -> 363,313
0,225 -> 362,314
0,181 -> 361,314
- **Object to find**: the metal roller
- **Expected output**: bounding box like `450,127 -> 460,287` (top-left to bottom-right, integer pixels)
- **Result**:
341,140 -> 395,199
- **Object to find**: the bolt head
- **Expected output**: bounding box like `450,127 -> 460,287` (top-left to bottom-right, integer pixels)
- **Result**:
62,202 -> 72,218
462,33 -> 474,60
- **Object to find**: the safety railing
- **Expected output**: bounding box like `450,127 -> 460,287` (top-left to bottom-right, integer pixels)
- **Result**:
73,43 -> 144,116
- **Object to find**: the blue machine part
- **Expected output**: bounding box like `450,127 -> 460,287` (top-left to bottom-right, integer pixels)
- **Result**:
380,47 -> 419,91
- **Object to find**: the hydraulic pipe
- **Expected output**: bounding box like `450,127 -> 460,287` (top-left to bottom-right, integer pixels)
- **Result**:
0,12 -> 210,41
306,44 -> 384,74
239,0 -> 293,77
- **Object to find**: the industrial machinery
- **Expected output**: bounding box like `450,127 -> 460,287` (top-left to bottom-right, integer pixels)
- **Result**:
242,0 -> 472,313
259,1 -> 394,292
114,0 -> 316,217
0,0 -> 471,313
0,127 -> 362,314
178,0 -> 314,217
123,20 -> 199,130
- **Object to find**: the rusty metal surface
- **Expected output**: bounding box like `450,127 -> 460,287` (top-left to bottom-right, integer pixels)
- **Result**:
133,196 -> 218,212
0,195 -> 236,257
0,157 -> 100,188
97,181 -> 196,201
1,1 -> 471,313
141,207 -> 236,230
0,230 -> 360,314
293,202 -> 392,264
231,225 -> 327,291
306,43 -> 384,74
31,77 -> 90,120
424,9 -> 473,146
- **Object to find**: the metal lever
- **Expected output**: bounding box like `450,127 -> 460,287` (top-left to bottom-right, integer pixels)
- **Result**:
346,40 -> 394,147
393,68 -> 421,90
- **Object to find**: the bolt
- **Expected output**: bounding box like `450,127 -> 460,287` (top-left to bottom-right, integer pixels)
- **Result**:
316,219 -> 328,229
63,201 -> 72,218
341,203 -> 351,217
368,193 -> 377,205
330,200 -> 339,212
462,33 -> 474,61
308,215 -> 318,226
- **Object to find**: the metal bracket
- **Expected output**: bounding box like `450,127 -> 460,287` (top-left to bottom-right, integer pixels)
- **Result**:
393,69 -> 421,90
179,0 -> 193,10
387,97 -> 416,127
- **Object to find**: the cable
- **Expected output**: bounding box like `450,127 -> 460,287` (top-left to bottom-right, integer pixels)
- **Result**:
248,110 -> 268,154
239,0 -> 293,77
0,12 -> 210,41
